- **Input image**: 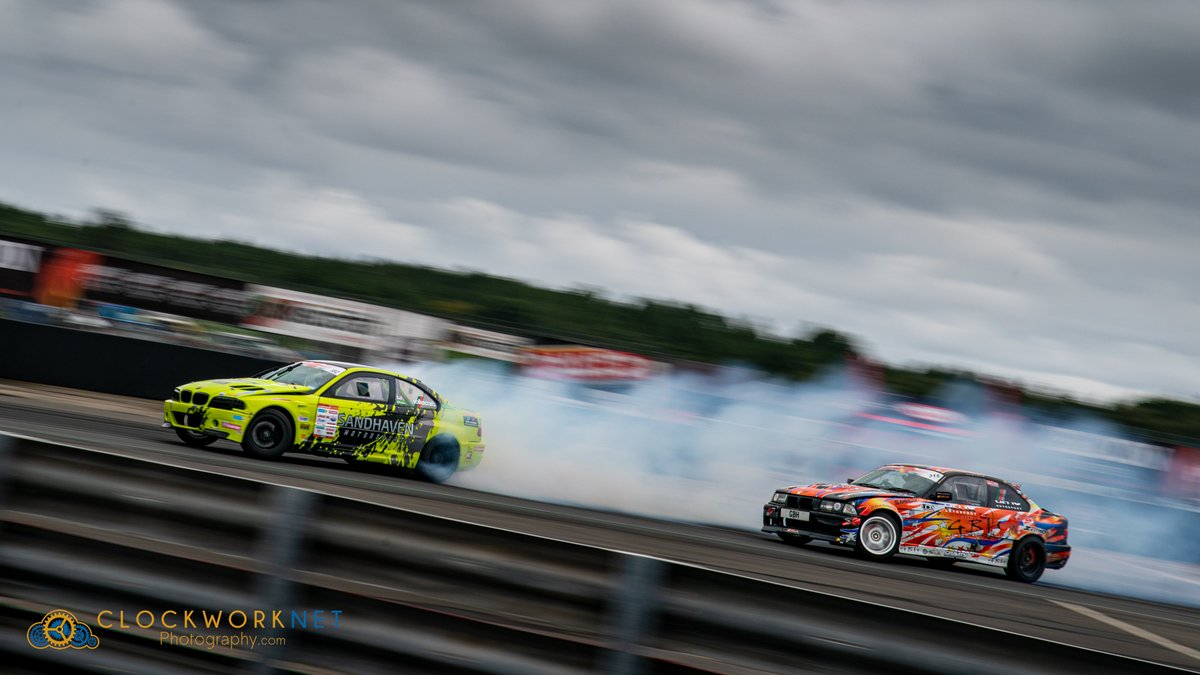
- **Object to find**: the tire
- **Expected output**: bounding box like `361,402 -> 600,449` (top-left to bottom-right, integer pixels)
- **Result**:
777,533 -> 812,547
1005,537 -> 1046,583
240,409 -> 293,460
174,427 -> 217,447
855,512 -> 900,561
416,436 -> 460,484
926,556 -> 958,569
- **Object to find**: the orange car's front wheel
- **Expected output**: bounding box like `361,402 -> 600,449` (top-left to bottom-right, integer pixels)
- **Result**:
855,513 -> 900,560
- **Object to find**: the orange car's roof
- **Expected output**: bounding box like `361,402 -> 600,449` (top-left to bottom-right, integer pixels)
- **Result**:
884,463 -> 1022,489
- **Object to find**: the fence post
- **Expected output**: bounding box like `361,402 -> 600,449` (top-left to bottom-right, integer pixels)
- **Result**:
252,486 -> 316,674
0,434 -> 13,542
600,554 -> 665,675
0,433 -> 12,508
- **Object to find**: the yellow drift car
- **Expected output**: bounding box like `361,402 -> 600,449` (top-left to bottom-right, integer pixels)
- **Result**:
163,360 -> 484,482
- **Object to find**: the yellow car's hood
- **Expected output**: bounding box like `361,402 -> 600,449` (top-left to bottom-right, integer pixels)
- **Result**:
177,378 -> 312,398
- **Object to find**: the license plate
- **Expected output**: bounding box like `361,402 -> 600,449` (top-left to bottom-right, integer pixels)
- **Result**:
785,509 -> 809,521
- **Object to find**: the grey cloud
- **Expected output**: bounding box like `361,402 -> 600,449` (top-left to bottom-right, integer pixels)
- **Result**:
0,0 -> 1197,400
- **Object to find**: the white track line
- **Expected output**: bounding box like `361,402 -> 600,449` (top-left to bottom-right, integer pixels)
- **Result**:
1049,599 -> 1200,664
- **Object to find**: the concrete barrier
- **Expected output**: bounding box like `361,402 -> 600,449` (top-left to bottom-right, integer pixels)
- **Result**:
0,318 -> 283,399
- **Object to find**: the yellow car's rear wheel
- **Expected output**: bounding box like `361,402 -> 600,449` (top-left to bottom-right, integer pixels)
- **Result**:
416,436 -> 459,483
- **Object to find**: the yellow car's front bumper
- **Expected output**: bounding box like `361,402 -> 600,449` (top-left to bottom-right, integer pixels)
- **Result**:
163,399 -> 249,443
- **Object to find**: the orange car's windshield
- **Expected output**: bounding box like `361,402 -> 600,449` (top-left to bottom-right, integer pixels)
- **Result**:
852,467 -> 943,495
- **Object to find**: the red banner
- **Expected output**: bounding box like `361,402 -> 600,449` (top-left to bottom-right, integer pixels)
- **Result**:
520,346 -> 658,381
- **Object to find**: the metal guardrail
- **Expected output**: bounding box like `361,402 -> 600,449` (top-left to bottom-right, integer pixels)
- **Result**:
0,433 -> 1188,674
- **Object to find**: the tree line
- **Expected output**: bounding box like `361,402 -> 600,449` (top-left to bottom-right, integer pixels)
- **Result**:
3,201 -> 1198,445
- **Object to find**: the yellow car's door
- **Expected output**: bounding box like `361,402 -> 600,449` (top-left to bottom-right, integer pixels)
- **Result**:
315,371 -> 427,468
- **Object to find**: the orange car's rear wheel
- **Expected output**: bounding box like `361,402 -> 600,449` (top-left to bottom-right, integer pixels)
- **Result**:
1005,537 -> 1046,583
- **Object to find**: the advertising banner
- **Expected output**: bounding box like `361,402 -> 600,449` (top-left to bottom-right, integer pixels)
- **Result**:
0,237 -> 47,299
77,255 -> 249,323
241,285 -> 447,354
520,345 -> 661,381
23,243 -> 250,322
441,324 -> 533,362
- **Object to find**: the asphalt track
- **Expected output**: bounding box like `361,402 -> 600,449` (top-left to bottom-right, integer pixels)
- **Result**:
1,389 -> 1198,672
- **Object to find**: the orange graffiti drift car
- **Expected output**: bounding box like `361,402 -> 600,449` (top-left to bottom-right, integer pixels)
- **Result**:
762,464 -> 1070,582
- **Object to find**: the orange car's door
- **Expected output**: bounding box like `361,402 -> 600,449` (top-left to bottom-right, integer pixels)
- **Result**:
928,475 -> 989,552
977,479 -> 1032,559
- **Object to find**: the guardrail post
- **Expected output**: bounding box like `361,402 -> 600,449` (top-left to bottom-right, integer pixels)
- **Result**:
252,486 -> 316,675
0,435 -> 12,537
600,554 -> 665,675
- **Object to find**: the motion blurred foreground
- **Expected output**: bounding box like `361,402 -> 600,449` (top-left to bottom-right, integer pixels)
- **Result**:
0,435 -> 1179,674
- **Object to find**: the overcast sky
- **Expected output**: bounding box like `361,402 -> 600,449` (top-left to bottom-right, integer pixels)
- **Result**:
1,0 -> 1198,402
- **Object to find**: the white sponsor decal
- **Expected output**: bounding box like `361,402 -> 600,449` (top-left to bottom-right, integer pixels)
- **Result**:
899,545 -> 1007,567
314,405 -> 339,439
303,361 -> 346,376
883,465 -> 944,483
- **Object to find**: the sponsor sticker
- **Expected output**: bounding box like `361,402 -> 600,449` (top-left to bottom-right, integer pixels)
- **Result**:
462,415 -> 479,427
314,405 -> 339,439
303,361 -> 346,376
221,422 -> 242,432
232,414 -> 245,421
889,466 -> 944,482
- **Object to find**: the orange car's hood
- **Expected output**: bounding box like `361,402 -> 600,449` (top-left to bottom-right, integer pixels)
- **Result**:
781,483 -> 910,500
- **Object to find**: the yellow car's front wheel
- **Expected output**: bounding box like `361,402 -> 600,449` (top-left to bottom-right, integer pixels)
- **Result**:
241,409 -> 293,460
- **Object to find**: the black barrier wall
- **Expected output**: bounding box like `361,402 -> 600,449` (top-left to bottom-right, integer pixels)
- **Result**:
0,318 -> 285,399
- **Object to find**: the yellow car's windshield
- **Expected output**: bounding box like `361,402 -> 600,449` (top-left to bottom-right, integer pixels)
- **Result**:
259,362 -> 344,389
